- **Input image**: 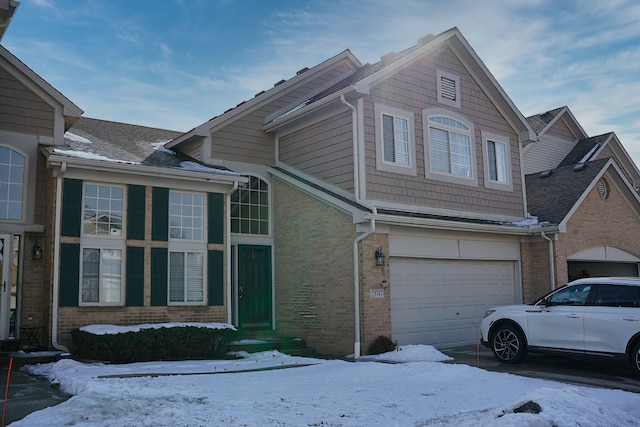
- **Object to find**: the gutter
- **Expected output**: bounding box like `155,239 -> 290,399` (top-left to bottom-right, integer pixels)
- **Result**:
541,231 -> 556,290
51,162 -> 69,352
341,94 -> 377,359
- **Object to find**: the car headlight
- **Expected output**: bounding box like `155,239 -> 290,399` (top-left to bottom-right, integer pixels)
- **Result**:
483,309 -> 496,318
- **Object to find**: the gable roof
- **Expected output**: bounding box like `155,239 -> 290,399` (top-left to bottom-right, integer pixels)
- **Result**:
43,117 -> 243,183
0,45 -> 82,130
0,0 -> 19,42
525,106 -> 588,141
525,157 -> 611,225
166,49 -> 362,149
263,28 -> 536,143
557,134 -> 613,167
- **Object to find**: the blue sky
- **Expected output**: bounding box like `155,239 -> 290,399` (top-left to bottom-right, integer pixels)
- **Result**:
4,0 -> 640,164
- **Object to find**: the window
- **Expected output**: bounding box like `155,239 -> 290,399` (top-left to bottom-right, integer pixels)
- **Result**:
170,192 -> 204,240
80,183 -> 125,305
0,146 -> 25,221
482,131 -> 512,191
169,251 -> 204,303
437,70 -> 461,109
169,190 -> 207,305
549,284 -> 592,306
231,176 -> 269,235
423,109 -> 477,187
81,248 -> 122,303
83,184 -> 123,236
374,104 -> 416,175
592,285 -> 640,307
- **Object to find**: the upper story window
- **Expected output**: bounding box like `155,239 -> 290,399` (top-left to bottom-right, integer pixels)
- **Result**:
0,147 -> 25,221
437,70 -> 461,109
374,104 -> 416,176
170,191 -> 204,240
231,176 -> 269,235
482,131 -> 512,191
423,109 -> 477,187
81,183 -> 125,305
83,184 -> 123,236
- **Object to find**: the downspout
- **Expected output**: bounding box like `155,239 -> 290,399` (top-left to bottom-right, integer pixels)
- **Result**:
540,231 -> 556,290
341,94 -> 377,359
226,181 -> 239,326
51,162 -> 68,352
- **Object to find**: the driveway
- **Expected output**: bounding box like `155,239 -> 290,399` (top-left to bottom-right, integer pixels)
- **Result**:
442,344 -> 640,393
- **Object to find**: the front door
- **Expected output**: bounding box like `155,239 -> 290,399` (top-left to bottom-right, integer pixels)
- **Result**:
0,235 -> 13,340
238,245 -> 272,330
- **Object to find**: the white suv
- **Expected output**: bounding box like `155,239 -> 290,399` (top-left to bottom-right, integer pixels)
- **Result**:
480,277 -> 640,375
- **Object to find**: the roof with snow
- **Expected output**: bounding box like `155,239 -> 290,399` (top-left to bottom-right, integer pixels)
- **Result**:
525,157 -> 610,225
45,117 -> 240,177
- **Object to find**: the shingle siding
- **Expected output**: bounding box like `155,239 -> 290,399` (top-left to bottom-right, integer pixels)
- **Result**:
279,110 -> 354,191
0,68 -> 54,136
364,45 -> 524,218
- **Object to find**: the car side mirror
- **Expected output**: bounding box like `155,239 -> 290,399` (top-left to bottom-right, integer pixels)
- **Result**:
543,297 -> 552,307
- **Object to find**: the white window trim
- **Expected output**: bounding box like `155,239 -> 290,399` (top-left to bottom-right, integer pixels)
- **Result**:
437,69 -> 461,109
423,108 -> 478,187
79,240 -> 125,306
374,103 -> 417,176
168,189 -> 208,306
167,245 -> 208,306
169,190 -> 206,242
482,131 -> 513,191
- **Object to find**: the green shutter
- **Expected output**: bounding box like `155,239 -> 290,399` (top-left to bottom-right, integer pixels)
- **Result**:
208,193 -> 224,244
59,243 -> 80,307
126,246 -> 145,306
152,187 -> 169,241
208,249 -> 224,306
127,185 -> 146,240
150,247 -> 168,306
61,178 -> 82,237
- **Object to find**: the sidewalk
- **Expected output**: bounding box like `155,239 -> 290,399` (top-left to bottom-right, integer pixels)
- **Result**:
0,352 -> 68,425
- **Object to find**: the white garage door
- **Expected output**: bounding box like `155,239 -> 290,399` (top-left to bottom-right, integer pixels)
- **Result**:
390,258 -> 516,348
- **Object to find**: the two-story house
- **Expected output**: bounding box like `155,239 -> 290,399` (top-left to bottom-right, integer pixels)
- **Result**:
167,28 -> 552,357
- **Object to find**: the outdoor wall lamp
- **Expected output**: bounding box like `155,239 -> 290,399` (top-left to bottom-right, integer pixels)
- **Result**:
32,240 -> 43,260
375,246 -> 386,267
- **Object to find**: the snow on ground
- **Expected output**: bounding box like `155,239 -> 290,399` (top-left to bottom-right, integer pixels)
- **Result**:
13,344 -> 640,426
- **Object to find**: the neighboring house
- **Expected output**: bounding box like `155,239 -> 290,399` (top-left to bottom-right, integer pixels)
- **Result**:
521,107 -> 640,302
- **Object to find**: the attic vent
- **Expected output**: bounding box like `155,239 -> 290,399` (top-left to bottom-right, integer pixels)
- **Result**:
597,178 -> 609,200
540,170 -> 553,179
437,70 -> 460,108
296,67 -> 309,75
440,77 -> 456,101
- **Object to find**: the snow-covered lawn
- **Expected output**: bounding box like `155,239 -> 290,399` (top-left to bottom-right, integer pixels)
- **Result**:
13,345 -> 640,426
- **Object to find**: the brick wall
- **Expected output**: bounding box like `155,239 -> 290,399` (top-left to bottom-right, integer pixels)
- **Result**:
520,239 -> 552,303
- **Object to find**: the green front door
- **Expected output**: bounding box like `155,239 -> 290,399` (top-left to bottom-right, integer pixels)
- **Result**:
238,245 -> 272,330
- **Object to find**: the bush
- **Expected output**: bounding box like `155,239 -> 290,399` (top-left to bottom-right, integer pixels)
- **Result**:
367,335 -> 397,355
71,326 -> 240,363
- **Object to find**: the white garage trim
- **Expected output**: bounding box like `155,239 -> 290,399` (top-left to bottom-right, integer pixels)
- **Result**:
568,246 -> 640,262
390,258 -> 517,348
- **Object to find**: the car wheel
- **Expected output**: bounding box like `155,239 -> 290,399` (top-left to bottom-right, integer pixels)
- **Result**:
632,341 -> 640,376
491,324 -> 526,363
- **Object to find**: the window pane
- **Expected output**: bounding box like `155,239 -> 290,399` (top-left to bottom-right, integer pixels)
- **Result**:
186,252 -> 204,302
169,252 -> 185,302
231,176 -> 270,235
83,184 -> 124,236
82,249 -> 100,303
102,249 -> 122,303
430,127 -> 450,173
394,117 -> 409,165
0,148 -> 24,220
382,114 -> 395,163
170,191 -> 204,241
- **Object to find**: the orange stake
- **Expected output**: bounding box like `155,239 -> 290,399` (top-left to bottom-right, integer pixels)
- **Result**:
2,357 -> 13,427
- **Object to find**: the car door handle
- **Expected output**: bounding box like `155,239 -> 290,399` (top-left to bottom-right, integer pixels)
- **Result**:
566,313 -> 580,318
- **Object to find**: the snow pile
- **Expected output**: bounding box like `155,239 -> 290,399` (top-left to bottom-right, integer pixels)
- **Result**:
16,346 -> 640,426
64,131 -> 92,144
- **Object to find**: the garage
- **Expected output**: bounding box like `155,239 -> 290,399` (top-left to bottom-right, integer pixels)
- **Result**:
390,258 -> 517,348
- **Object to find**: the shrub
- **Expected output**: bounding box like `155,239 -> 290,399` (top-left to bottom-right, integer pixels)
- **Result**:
71,326 -> 240,363
367,335 -> 397,355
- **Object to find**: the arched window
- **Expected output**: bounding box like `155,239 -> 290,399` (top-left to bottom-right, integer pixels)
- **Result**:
427,116 -> 472,177
0,147 -> 24,221
231,176 -> 269,235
